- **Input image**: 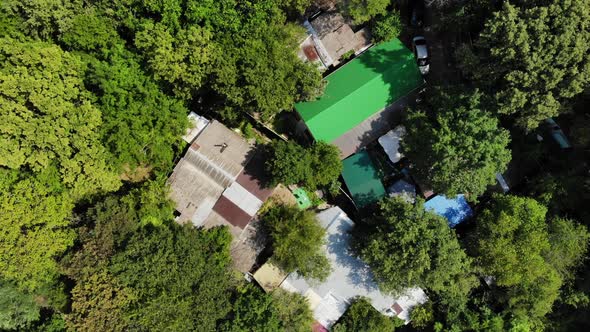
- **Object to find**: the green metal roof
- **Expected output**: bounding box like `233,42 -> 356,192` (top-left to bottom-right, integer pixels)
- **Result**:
295,38 -> 424,143
341,151 -> 386,207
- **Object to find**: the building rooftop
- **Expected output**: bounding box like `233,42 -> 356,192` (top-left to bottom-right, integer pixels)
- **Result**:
280,207 -> 427,329
424,194 -> 473,227
169,120 -> 274,230
341,151 -> 386,207
307,11 -> 371,67
295,38 -> 423,155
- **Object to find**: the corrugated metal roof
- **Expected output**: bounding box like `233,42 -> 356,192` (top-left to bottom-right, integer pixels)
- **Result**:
295,38 -> 423,143
212,195 -> 252,229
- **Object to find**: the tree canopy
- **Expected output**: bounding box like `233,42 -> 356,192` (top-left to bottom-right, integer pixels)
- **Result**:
457,0 -> 590,130
403,88 -> 511,198
266,140 -> 342,192
263,204 -> 331,281
332,297 -> 403,332
474,194 -> 589,319
354,197 -> 477,300
345,0 -> 391,24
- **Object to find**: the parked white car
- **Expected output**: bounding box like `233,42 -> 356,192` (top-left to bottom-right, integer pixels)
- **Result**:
412,36 -> 430,75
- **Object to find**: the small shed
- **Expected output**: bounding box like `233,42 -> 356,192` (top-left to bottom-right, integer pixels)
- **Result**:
424,194 -> 473,227
341,151 -> 386,207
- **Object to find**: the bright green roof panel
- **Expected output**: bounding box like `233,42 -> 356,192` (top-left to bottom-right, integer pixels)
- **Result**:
295,38 -> 423,143
341,151 -> 386,207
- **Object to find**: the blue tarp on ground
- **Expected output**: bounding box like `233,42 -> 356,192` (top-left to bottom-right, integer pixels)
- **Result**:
424,194 -> 473,227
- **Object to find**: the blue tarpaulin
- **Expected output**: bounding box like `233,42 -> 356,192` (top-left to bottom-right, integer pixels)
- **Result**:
424,194 -> 473,227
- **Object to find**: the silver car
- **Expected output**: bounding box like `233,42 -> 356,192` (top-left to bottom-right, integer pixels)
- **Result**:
412,36 -> 430,75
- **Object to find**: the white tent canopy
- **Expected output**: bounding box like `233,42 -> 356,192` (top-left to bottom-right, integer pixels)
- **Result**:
378,125 -> 406,163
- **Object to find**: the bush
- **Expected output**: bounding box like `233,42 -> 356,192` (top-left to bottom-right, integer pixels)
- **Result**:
371,11 -> 403,43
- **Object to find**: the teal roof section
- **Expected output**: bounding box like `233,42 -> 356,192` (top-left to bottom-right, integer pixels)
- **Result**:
295,38 -> 423,143
341,151 -> 386,207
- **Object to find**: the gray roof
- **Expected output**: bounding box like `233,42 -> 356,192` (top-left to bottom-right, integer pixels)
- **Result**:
281,207 -> 427,328
168,120 -> 255,225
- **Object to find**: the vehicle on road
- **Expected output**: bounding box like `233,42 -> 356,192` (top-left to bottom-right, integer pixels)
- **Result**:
412,36 -> 430,75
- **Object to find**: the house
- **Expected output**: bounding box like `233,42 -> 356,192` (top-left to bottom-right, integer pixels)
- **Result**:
295,38 -> 424,158
341,151 -> 387,208
280,207 -> 428,329
168,119 -> 274,235
298,6 -> 372,69
424,194 -> 473,228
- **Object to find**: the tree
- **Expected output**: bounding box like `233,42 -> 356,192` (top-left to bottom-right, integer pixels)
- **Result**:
371,11 -> 402,43
403,88 -> 511,198
0,37 -> 120,199
344,0 -> 391,24
474,194 -> 563,318
272,290 -> 314,332
410,302 -> 434,329
0,280 -> 40,330
109,224 -> 234,331
332,297 -> 403,332
0,170 -> 75,293
545,217 -> 590,281
457,0 -> 590,130
3,0 -> 83,40
354,197 -> 477,299
221,284 -> 282,332
65,270 -> 136,332
263,205 -> 331,281
85,53 -> 189,171
134,22 -> 216,98
266,140 -> 342,191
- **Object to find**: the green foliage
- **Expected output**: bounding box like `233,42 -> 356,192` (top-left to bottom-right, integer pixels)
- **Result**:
0,170 -> 75,293
0,37 -> 120,199
403,88 -> 511,198
109,224 -> 233,331
263,205 -> 331,281
266,140 -> 342,190
474,194 -> 573,318
545,217 -> 590,281
345,0 -> 391,24
59,11 -> 122,55
355,197 -> 477,299
332,297 -> 403,332
85,53 -> 189,171
410,302 -> 434,329
272,290 -> 314,332
222,284 -> 282,332
371,11 -> 402,43
66,270 -> 136,332
135,22 -> 216,98
4,0 -> 83,40
0,281 -> 40,330
222,286 -> 313,332
458,0 -> 590,130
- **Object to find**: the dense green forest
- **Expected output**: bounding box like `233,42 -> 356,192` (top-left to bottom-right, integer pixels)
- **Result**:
1,0 -> 589,331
